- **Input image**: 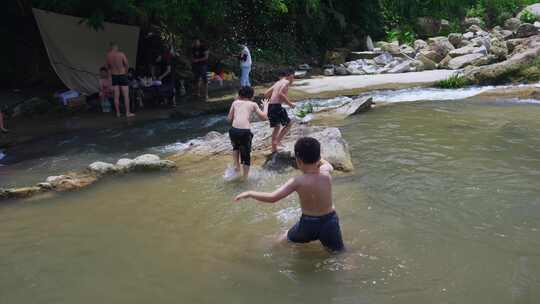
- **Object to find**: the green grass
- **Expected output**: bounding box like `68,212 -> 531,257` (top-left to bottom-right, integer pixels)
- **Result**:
436,74 -> 469,89
296,103 -> 315,118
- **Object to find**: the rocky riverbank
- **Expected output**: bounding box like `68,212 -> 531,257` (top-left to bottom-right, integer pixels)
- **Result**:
0,154 -> 176,201
320,11 -> 540,85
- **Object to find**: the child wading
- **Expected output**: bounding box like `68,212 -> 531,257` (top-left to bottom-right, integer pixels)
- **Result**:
227,86 -> 269,179
265,70 -> 296,152
235,137 -> 344,252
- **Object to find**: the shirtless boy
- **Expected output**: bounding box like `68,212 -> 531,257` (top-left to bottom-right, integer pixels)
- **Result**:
227,86 -> 269,179
265,70 -> 295,152
235,137 -> 344,252
106,42 -> 134,118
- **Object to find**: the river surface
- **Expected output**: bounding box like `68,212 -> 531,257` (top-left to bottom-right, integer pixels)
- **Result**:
1,91 -> 540,303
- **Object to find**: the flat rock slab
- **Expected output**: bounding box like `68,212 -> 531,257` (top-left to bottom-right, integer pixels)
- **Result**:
171,122 -> 354,172
292,70 -> 457,96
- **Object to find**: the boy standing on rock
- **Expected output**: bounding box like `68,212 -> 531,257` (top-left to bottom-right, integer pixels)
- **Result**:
235,137 -> 344,252
265,70 -> 296,152
227,86 -> 269,179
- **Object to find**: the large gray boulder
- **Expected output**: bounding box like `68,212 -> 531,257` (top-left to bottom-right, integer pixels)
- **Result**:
464,35 -> 540,84
115,158 -> 135,172
515,23 -> 539,38
490,38 -> 508,60
463,32 -> 475,40
88,161 -> 116,175
414,39 -> 428,52
471,36 -> 491,52
448,53 -> 486,70
374,52 -> 394,65
400,44 -> 416,57
448,33 -> 463,48
388,60 -> 414,73
132,154 -> 177,171
376,41 -> 400,55
415,52 -> 437,70
334,97 -> 373,116
448,45 -> 487,58
518,4 -> 540,21
427,37 -> 455,61
470,54 -> 498,67
439,55 -> 452,69
335,66 -> 349,75
504,18 -> 522,32
506,38 -> 526,53
172,122 -> 355,172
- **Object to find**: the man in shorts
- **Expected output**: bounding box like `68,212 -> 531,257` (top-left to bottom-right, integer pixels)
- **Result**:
106,42 -> 135,117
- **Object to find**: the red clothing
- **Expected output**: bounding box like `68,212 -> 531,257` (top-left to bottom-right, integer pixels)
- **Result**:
99,78 -> 113,98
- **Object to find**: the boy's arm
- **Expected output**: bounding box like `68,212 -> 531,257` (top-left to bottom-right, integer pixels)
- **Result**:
254,100 -> 269,120
280,92 -> 295,108
264,84 -> 275,98
319,159 -> 334,174
227,102 -> 235,122
235,178 -> 298,203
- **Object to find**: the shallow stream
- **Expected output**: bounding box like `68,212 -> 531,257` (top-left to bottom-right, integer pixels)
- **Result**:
1,89 -> 540,303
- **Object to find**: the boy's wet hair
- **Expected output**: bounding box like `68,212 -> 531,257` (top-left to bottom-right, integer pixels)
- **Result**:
238,86 -> 254,99
279,69 -> 294,78
294,137 -> 321,164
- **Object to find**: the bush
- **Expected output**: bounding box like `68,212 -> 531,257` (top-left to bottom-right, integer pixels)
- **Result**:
436,74 -> 470,88
386,27 -> 416,45
520,9 -> 536,23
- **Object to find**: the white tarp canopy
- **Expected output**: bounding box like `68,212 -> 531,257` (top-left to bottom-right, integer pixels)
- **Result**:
33,8 -> 140,95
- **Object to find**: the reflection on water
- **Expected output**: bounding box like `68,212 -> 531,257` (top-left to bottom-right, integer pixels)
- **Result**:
1,98 -> 540,303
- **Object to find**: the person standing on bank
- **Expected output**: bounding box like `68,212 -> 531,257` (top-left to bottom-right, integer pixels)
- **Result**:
106,42 -> 135,118
191,39 -> 209,101
239,43 -> 252,87
156,44 -> 177,107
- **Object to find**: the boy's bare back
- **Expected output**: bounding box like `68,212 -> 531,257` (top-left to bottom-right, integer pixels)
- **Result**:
291,165 -> 334,216
229,99 -> 267,129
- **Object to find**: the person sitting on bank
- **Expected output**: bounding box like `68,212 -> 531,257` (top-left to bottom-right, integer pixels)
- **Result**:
191,38 -> 209,101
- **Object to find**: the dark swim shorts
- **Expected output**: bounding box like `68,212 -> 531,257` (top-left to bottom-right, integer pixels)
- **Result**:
268,103 -> 291,128
287,211 -> 344,252
192,64 -> 208,81
111,74 -> 129,86
229,127 -> 253,166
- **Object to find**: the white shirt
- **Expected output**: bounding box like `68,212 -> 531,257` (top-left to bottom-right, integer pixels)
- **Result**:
240,45 -> 252,68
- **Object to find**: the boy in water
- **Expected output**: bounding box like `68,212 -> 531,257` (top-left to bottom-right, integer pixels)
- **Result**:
228,86 -> 269,179
235,137 -> 344,252
265,70 -> 295,152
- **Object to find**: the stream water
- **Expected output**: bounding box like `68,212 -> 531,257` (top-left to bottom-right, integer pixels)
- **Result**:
1,88 -> 540,303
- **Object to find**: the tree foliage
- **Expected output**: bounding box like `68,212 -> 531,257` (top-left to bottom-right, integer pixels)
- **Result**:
26,0 -> 540,63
